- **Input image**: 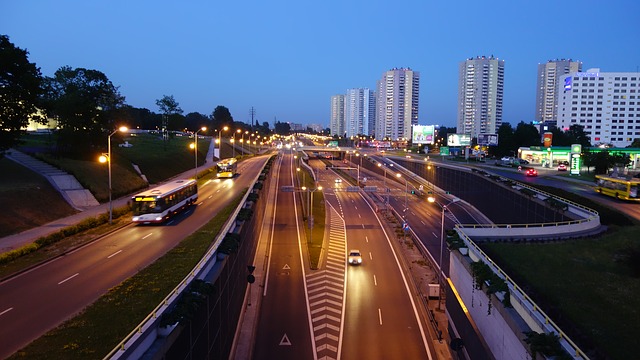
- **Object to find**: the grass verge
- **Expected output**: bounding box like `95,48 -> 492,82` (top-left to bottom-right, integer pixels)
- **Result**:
296,164 -> 325,269
483,226 -> 640,360
9,190 -> 245,359
0,158 -> 78,238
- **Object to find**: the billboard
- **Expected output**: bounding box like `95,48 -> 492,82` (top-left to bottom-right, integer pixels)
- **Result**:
477,133 -> 498,146
447,134 -> 471,147
412,125 -> 435,144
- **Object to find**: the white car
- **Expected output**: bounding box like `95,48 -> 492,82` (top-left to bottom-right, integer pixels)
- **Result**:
348,250 -> 362,265
335,178 -> 342,184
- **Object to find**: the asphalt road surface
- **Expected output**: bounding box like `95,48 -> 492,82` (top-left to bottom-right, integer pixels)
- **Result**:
0,156 -> 268,359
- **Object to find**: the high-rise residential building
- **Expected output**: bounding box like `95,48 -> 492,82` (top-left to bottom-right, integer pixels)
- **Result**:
456,56 -> 504,138
330,94 -> 345,136
557,68 -> 640,147
535,59 -> 582,125
345,88 -> 376,138
375,68 -> 420,140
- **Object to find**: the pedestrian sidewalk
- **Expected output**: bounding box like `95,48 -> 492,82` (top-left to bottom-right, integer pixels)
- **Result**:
1,139 -> 218,254
6,149 -> 100,209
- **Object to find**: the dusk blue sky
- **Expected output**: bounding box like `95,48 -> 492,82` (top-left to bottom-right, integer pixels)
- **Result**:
3,0 -> 639,129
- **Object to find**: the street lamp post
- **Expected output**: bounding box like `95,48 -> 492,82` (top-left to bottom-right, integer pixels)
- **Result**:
191,127 -> 207,180
242,130 -> 248,156
217,126 -> 229,159
301,185 -> 322,241
428,195 -> 460,310
233,129 -> 241,158
99,126 -> 128,225
377,162 -> 389,205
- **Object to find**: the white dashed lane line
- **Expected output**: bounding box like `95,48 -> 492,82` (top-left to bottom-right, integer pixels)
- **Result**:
58,273 -> 79,285
107,250 -> 122,259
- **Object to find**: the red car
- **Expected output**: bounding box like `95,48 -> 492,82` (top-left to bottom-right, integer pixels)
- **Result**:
525,168 -> 538,177
558,163 -> 567,171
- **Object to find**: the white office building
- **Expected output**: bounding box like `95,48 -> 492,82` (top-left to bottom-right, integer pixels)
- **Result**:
535,59 -> 582,125
375,68 -> 420,141
557,68 -> 640,147
330,94 -> 345,137
456,56 -> 504,138
345,88 -> 375,138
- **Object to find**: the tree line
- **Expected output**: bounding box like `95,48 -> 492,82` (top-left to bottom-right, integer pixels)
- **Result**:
0,35 -> 274,160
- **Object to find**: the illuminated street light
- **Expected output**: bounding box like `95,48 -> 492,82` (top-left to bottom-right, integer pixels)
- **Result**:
191,127 -> 207,180
302,185 -> 323,243
99,126 -> 128,225
428,195 -> 460,310
233,129 -> 241,158
217,126 -> 229,159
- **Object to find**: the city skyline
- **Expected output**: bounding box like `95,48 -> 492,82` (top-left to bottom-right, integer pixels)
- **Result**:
2,0 -> 639,129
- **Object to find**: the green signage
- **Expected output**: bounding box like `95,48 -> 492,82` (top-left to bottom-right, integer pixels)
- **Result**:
440,146 -> 450,156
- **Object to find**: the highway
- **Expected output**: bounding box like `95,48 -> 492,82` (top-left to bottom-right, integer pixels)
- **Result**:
253,153 -> 314,360
252,154 -> 434,359
0,156 -> 268,359
328,178 -> 432,359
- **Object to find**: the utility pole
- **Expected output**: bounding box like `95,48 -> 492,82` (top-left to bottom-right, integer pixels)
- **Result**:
249,107 -> 256,131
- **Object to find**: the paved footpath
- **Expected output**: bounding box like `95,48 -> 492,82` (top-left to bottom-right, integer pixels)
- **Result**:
1,139 -> 217,254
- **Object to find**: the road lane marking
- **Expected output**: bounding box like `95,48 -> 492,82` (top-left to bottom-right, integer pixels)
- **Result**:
369,252 -> 372,260
279,333 -> 292,346
58,273 -> 79,285
365,236 -> 369,243
378,308 -> 383,325
0,308 -> 13,316
373,275 -> 377,286
107,250 -> 123,258
421,220 -> 426,225
142,233 -> 153,240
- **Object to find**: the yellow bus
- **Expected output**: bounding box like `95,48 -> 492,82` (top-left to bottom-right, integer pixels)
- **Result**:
216,158 -> 237,178
594,175 -> 640,201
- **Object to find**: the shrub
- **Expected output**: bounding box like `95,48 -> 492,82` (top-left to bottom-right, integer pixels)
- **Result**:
218,233 -> 240,254
237,208 -> 253,221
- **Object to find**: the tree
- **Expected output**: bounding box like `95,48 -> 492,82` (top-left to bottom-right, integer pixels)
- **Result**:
119,105 -> 162,130
210,106 -> 234,130
41,66 -> 125,157
435,126 -> 455,149
155,94 -> 182,116
155,95 -> 184,131
628,138 -> 640,148
274,121 -> 291,135
513,121 -> 540,148
550,128 -> 573,146
494,123 -> 516,158
0,35 -> 46,157
585,149 -> 629,175
567,124 -> 591,148
184,112 -> 210,132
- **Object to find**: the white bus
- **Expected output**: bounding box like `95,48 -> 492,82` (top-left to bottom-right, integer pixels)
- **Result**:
131,179 -> 198,224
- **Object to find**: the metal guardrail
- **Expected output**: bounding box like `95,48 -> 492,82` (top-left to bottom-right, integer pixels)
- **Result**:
104,157 -> 271,359
383,157 -> 594,358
